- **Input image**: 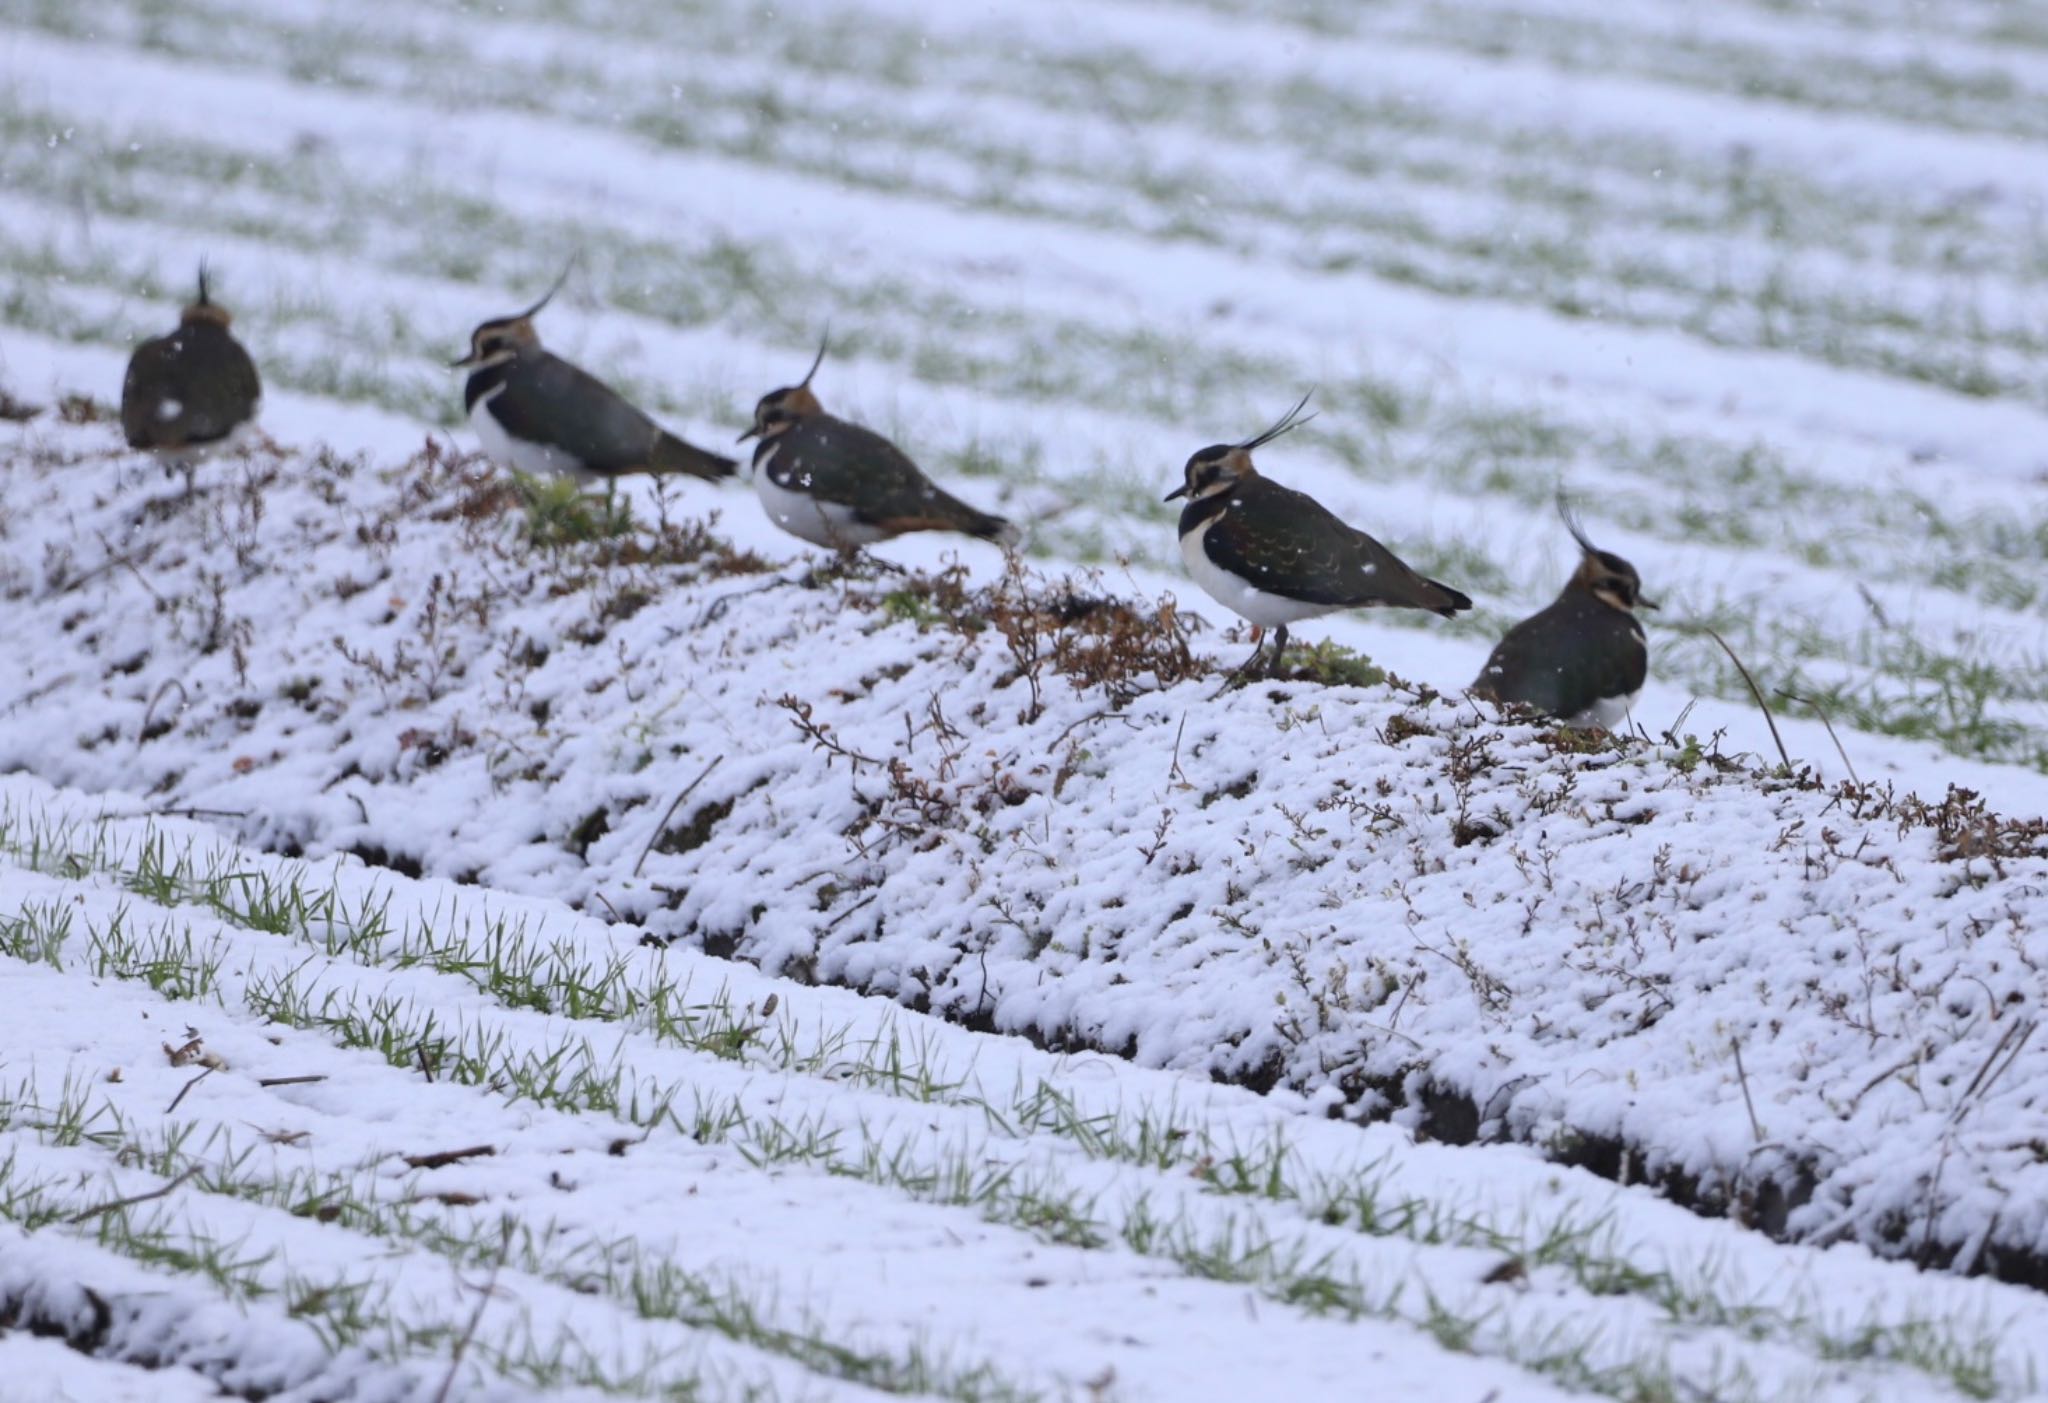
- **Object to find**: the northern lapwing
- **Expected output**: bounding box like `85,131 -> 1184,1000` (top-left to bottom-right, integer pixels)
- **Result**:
737,337 -> 1020,553
1472,496 -> 1656,729
453,268 -> 735,486
121,263 -> 262,486
1165,392 -> 1471,676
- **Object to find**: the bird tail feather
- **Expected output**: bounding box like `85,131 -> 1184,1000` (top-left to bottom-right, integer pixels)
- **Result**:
1420,577 -> 1473,618
972,512 -> 1023,550
871,505 -> 1022,549
651,431 -> 738,482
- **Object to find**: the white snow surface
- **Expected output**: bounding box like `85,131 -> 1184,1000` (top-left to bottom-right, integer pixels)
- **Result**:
4,0 -> 2048,788
2,414 -> 2045,1288
7,0 -> 2048,1392
4,771 -> 2048,1402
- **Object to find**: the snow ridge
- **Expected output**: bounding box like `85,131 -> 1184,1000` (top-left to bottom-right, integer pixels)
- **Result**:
3,421 -> 2046,1285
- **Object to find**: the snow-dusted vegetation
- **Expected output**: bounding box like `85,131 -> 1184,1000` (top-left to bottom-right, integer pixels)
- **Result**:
9,773 -> 2048,1402
4,0 -> 2048,1398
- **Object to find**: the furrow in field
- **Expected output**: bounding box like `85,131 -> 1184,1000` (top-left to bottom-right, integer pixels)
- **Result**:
788,0 -> 2048,210
5,789 -> 2043,1400
13,18 -> 2048,504
1229,0 -> 2048,144
4,13 -> 2047,766
1415,0 -> 2048,54
19,0 -> 2048,413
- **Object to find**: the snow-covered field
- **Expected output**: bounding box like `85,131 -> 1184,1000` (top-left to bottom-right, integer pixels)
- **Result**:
4,0 -> 2048,1397
10,774 -> 2048,1402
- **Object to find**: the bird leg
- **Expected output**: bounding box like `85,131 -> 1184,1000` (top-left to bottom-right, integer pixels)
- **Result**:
800,548 -> 862,588
1267,625 -> 1291,678
1206,626 -> 1268,698
1236,625 -> 1270,678
821,549 -> 905,582
801,549 -> 868,589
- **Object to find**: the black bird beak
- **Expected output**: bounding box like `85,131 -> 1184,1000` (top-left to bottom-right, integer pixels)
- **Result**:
448,352 -> 477,370
1163,484 -> 1189,502
1638,596 -> 1661,611
736,425 -> 759,443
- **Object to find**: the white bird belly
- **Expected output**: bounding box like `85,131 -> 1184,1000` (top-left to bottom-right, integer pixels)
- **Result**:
143,406 -> 261,468
1179,517 -> 1337,628
1564,690 -> 1639,730
470,392 -> 585,480
752,443 -> 889,548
